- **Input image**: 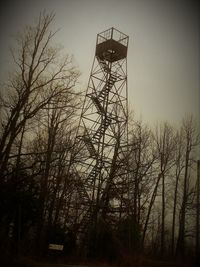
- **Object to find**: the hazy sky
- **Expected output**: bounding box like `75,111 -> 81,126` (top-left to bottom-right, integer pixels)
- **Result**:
0,0 -> 199,125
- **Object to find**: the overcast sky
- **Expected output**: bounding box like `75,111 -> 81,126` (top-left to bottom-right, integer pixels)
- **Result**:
0,0 -> 199,126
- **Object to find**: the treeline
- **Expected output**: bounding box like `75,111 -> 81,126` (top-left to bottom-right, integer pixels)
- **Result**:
128,118 -> 199,259
0,12 -> 199,265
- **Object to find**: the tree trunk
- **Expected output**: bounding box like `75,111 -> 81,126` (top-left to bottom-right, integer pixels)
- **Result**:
142,173 -> 161,247
176,148 -> 189,257
196,160 -> 200,262
161,172 -> 165,256
171,167 -> 181,256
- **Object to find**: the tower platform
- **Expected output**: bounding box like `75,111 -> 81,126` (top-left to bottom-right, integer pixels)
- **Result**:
95,27 -> 128,62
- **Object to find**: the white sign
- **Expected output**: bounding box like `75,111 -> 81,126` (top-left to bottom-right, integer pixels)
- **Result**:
48,243 -> 64,251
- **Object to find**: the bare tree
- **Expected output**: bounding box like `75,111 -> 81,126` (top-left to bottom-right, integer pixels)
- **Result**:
128,120 -> 155,225
0,12 -> 79,180
176,116 -> 199,257
171,129 -> 185,255
31,89 -> 80,251
0,12 -> 81,258
154,122 -> 175,255
141,122 -> 175,252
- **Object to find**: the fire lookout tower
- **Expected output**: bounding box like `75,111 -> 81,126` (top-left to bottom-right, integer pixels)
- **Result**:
69,28 -> 129,240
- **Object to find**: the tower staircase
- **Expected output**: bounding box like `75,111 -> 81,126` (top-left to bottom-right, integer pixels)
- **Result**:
82,135 -> 97,157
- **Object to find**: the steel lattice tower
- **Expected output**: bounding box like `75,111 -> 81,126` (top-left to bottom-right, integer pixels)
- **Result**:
70,28 -> 129,238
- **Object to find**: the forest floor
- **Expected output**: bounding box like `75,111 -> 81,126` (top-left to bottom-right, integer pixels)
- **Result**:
10,257 -> 197,267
